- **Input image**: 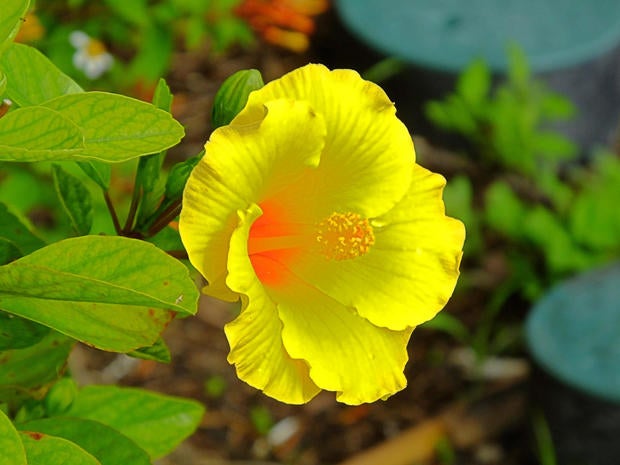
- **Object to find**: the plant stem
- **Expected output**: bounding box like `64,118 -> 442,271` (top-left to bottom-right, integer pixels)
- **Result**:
123,185 -> 142,234
147,199 -> 182,237
166,250 -> 188,260
103,191 -> 122,235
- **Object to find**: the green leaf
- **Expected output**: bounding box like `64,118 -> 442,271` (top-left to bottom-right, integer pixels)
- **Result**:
362,57 -> 405,84
134,79 -> 173,226
164,151 -> 202,200
128,24 -> 172,83
484,181 -> 527,237
443,175 -> 481,256
421,312 -> 470,343
540,93 -> 576,121
523,207 -> 593,274
76,161 -> 111,191
507,43 -> 530,89
128,337 -> 171,363
0,43 -> 83,106
0,92 -> 184,163
0,332 -> 74,404
19,417 -> 151,465
147,225 -> 184,251
457,58 -> 491,106
140,151 -> 203,233
0,311 -> 49,350
0,0 -> 30,54
43,377 -> 78,416
0,236 -> 198,352
41,92 -> 184,162
0,202 -> 44,258
152,77 -> 173,112
0,70 -> 6,97
0,409 -> 27,465
52,164 -> 93,235
0,238 -> 21,265
0,106 -> 85,162
103,0 -> 150,26
136,79 -> 172,193
67,385 -> 205,459
532,132 -> 577,161
570,188 -> 620,251
20,431 -> 101,465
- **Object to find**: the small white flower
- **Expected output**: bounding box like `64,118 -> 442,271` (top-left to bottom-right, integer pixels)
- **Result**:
69,30 -> 114,80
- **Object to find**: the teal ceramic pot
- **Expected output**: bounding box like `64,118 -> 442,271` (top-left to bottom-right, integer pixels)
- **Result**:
335,0 -> 620,72
333,0 -> 620,152
526,263 -> 620,465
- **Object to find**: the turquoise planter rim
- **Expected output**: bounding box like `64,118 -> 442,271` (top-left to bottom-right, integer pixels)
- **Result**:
335,0 -> 620,73
526,262 -> 620,404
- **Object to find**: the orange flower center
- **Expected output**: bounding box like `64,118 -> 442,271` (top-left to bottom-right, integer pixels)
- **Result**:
316,212 -> 375,261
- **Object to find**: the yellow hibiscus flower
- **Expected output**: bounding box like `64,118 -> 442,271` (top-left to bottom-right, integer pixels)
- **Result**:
179,64 -> 465,405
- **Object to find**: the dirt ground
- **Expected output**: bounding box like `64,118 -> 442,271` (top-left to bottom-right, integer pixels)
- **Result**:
70,10 -> 537,465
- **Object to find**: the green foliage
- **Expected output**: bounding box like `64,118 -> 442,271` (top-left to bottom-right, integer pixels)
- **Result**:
0,43 -> 83,106
19,432 -> 100,465
52,164 -> 93,235
0,203 -> 46,259
426,45 -> 620,357
66,385 -> 205,459
249,405 -> 274,436
0,7 -> 232,462
0,333 -> 74,404
0,236 -> 198,351
426,45 -> 577,177
0,312 -> 49,351
0,0 -> 30,55
19,417 -> 151,465
33,0 -> 253,89
0,409 -> 27,465
211,68 -> 265,129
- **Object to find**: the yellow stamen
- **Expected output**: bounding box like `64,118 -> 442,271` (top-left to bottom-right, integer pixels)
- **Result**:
316,212 -> 375,261
86,39 -> 107,57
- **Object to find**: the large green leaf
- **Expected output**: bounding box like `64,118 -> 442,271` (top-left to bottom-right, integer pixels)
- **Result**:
20,431 -> 101,465
52,164 -> 93,235
0,236 -> 198,352
0,409 -> 27,465
0,332 -> 74,404
0,106 -> 85,162
41,92 -> 184,162
0,0 -> 30,54
19,417 -> 150,465
0,202 -> 46,255
0,43 -> 83,106
67,385 -> 205,459
0,92 -> 183,163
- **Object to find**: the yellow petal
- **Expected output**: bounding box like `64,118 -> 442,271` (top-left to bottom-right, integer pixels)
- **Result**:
291,164 -> 465,330
225,203 -> 321,403
265,264 -> 413,404
179,99 -> 325,300
238,63 -> 415,219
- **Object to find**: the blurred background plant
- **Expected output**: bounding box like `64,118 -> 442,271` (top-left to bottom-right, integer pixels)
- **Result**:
421,45 -> 620,360
21,0 -> 254,92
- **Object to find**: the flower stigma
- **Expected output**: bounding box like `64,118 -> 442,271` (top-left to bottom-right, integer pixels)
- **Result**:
316,212 -> 375,261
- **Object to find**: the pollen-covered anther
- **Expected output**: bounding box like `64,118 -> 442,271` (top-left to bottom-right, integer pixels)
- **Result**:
316,212 -> 375,261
